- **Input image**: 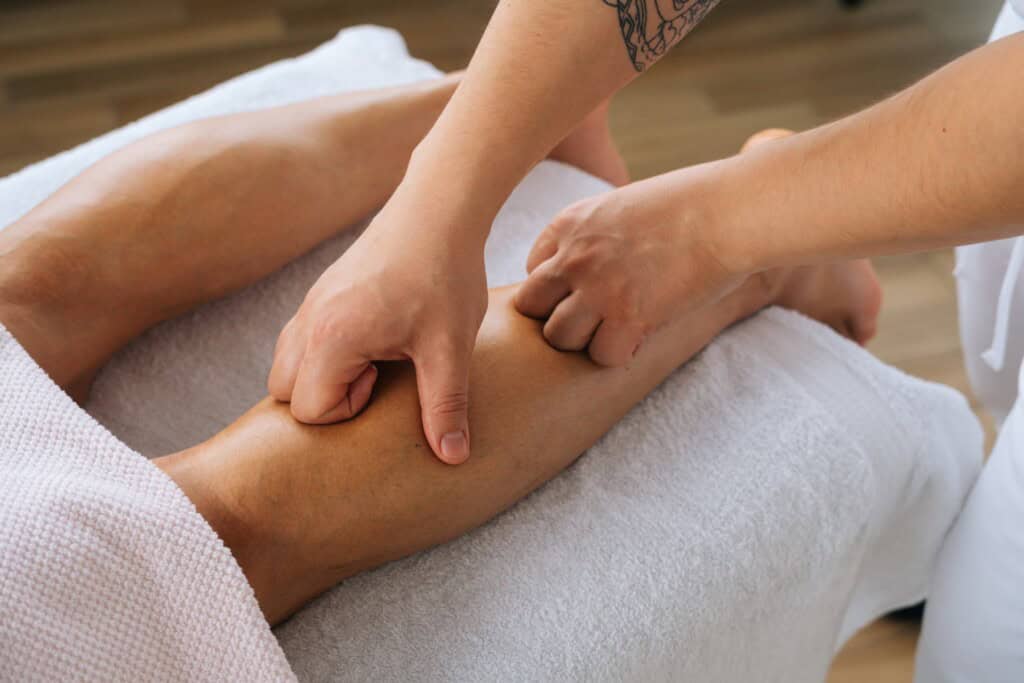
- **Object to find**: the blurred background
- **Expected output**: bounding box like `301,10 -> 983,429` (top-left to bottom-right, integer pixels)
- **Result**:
0,0 -> 1006,680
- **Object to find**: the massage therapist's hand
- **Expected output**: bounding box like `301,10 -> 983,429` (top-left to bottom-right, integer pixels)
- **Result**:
516,165 -> 749,366
268,189 -> 488,465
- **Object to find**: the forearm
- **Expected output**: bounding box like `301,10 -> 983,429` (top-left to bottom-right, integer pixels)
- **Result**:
712,33 -> 1024,271
402,1 -> 722,236
158,282 -> 769,624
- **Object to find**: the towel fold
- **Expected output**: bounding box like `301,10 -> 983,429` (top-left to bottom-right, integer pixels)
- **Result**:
0,26 -> 983,682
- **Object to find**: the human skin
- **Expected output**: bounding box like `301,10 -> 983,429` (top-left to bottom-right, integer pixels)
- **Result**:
0,73 -> 618,405
268,1 -> 723,464
159,282 -> 773,625
517,33 -> 1024,364
0,81 -> 877,625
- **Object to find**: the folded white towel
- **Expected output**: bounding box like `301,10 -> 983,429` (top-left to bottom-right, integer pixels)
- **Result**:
0,26 -> 983,682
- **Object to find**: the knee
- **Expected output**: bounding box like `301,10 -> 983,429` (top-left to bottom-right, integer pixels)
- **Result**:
0,231 -> 108,400
0,231 -> 83,319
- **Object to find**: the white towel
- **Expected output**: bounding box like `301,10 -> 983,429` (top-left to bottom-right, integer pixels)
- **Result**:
0,27 -> 983,682
0,326 -> 294,681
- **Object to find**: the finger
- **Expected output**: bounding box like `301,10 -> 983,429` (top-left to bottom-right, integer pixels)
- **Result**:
542,292 -> 603,351
588,320 -> 645,368
514,260 -> 572,319
526,229 -> 559,274
267,317 -> 303,402
414,347 -> 472,465
852,316 -> 878,346
290,339 -> 377,424
347,363 -> 380,413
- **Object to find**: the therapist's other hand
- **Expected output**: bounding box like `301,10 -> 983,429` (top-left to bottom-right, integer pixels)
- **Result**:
268,198 -> 488,465
516,129 -> 799,365
515,168 -> 744,366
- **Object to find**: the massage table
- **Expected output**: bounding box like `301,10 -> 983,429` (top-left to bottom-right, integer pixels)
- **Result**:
0,27 -> 983,682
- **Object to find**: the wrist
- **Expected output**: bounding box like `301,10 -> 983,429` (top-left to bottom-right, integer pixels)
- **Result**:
650,160 -> 767,280
699,156 -> 784,277
384,168 -> 497,251
401,132 -> 531,229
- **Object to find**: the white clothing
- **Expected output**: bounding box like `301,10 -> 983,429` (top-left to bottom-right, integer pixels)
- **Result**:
0,27 -> 984,682
916,3 -> 1024,681
916,375 -> 1024,682
954,3 -> 1024,426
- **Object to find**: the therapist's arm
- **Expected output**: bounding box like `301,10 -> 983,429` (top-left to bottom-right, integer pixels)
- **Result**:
517,32 -> 1024,364
408,0 -> 723,212
715,32 -> 1024,270
268,1 -> 723,464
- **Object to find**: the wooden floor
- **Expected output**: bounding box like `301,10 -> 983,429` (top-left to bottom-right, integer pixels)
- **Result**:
0,0 -> 1005,680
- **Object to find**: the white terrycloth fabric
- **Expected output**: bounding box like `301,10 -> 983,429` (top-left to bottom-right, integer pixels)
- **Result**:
0,26 -> 984,682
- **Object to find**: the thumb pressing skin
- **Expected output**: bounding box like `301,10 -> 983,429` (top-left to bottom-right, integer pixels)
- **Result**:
414,350 -> 472,465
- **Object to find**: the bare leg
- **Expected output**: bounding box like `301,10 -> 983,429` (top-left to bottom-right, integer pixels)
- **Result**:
0,76 -> 462,400
0,75 -> 628,402
156,279 -> 776,624
150,128 -> 881,625
0,103 -> 880,627
159,243 -> 882,626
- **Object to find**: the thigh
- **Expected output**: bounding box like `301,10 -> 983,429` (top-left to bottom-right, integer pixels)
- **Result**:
916,402 -> 1024,682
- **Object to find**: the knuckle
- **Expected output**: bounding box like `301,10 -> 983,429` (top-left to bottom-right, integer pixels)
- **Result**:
550,206 -> 581,232
591,347 -> 631,368
542,321 -> 565,347
539,253 -> 568,278
557,198 -> 595,226
308,310 -> 345,347
308,316 -> 332,344
560,250 -> 589,277
333,400 -> 359,421
531,232 -> 557,255
589,321 -> 644,368
590,337 -> 635,368
267,375 -> 293,402
559,237 -> 614,280
546,330 -> 585,352
608,281 -> 642,321
430,392 -> 469,417
424,328 -> 475,359
290,401 -> 320,424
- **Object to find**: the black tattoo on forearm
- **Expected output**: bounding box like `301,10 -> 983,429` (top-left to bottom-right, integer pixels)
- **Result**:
602,0 -> 723,72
